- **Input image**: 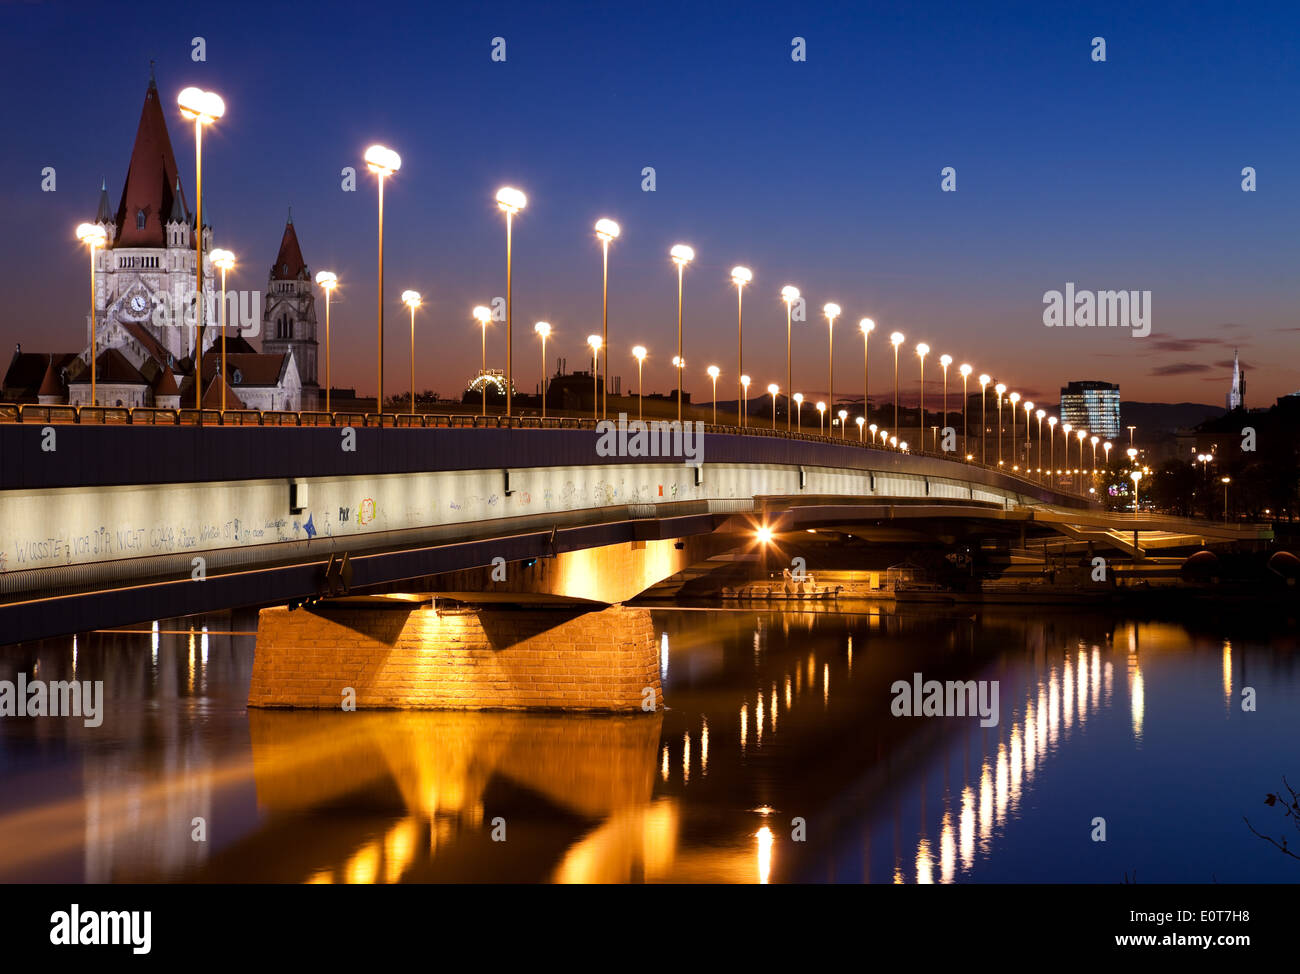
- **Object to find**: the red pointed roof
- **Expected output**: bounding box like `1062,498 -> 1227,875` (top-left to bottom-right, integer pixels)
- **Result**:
114,76 -> 187,248
270,219 -> 308,280
154,365 -> 179,396
39,356 -> 63,397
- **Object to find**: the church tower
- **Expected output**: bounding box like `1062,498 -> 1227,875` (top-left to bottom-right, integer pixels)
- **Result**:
1227,348 -> 1245,411
261,214 -> 319,407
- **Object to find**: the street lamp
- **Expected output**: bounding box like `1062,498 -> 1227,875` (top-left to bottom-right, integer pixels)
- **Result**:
632,345 -> 647,420
793,392 -> 804,430
890,435 -> 897,449
1024,400 -> 1034,468
670,244 -> 695,422
75,222 -> 107,406
837,408 -> 848,439
364,143 -> 401,415
939,354 -> 951,450
496,186 -> 527,417
178,86 -> 226,413
707,365 -> 720,424
1104,441 -> 1112,469
473,305 -> 492,417
1090,435 -> 1099,473
587,335 -> 602,419
869,423 -> 878,444
780,284 -> 800,430
890,331 -> 905,436
860,318 -> 875,429
1008,391 -> 1020,464
978,373 -> 991,464
899,440 -> 908,452
916,343 -> 929,450
1034,409 -> 1045,479
731,266 -> 754,426
740,374 -> 751,426
856,415 -> 865,441
768,383 -> 780,428
209,248 -> 236,412
1048,416 -> 1058,482
816,400 -> 826,434
1131,470 -> 1142,511
959,364 -> 972,456
401,289 -> 421,415
733,266 -> 753,426
314,271 -> 338,413
534,321 -> 552,417
995,383 -> 1007,464
595,218 -> 620,420
824,303 -> 841,415
1221,476 -> 1231,522
1077,428 -> 1088,475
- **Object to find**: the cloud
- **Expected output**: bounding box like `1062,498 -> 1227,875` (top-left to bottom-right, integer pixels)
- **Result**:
1149,362 -> 1213,376
1148,337 -> 1227,353
1213,359 -> 1247,370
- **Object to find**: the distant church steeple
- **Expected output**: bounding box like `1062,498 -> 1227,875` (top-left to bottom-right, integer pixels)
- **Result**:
1227,348 -> 1245,411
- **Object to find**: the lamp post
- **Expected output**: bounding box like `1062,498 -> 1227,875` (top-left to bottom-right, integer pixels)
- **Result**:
495,186 -> 527,417
740,374 -> 751,426
595,218 -> 619,420
856,415 -> 865,441
816,400 -> 826,435
767,384 -> 780,428
1221,476 -> 1231,522
1131,470 -> 1142,512
959,364 -> 972,459
1128,425 -> 1136,449
978,373 -> 990,464
1104,441 -> 1112,470
780,284 -> 800,430
534,321 -> 551,417
587,335 -> 602,419
995,383 -> 1007,465
1090,435 -> 1099,474
632,345 -> 647,420
1035,409 -> 1045,480
669,245 -> 694,422
916,343 -> 929,450
869,423 -> 878,444
732,267 -> 753,426
837,408 -> 848,439
473,305 -> 492,416
178,86 -> 225,413
860,318 -> 874,429
364,144 -> 401,416
890,435 -> 897,449
1048,416 -> 1058,482
823,303 -> 841,416
707,365 -> 720,424
734,266 -> 753,425
1008,392 -> 1020,466
314,271 -> 337,413
209,249 -> 235,412
401,290 -> 421,414
1024,400 -> 1035,469
793,392 -> 804,430
75,223 -> 106,406
890,331 -> 905,436
939,354 -> 951,450
1126,446 -> 1137,496
1077,428 -> 1088,475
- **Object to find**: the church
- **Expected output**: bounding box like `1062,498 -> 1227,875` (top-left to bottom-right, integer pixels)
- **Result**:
2,72 -> 318,411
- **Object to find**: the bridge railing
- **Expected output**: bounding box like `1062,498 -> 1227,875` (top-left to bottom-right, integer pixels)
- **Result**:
0,402 -> 1089,499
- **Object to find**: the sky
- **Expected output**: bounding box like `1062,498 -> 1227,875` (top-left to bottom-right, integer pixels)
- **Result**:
1,0 -> 1296,406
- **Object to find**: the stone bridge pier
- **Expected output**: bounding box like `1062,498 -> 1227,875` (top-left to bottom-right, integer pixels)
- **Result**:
248,601 -> 662,713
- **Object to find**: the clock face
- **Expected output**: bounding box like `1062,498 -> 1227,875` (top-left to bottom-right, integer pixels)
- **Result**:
130,295 -> 148,314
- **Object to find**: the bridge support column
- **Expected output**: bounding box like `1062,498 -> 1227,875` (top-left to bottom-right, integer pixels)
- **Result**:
248,601 -> 662,713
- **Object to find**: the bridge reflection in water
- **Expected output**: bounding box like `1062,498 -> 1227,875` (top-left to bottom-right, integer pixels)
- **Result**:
0,607 -> 1292,883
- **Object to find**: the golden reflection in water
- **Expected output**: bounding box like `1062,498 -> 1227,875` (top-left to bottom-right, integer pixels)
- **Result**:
383,817 -> 418,883
823,662 -> 830,708
554,798 -> 681,883
1036,686 -> 1048,762
915,836 -> 934,884
1023,700 -> 1037,778
1077,648 -> 1088,724
701,718 -> 709,775
1048,668 -> 1059,747
756,826 -> 773,884
959,786 -> 975,870
304,868 -> 332,884
151,620 -> 159,663
979,762 -> 993,849
939,811 -> 955,883
1009,725 -> 1023,811
893,865 -> 904,884
995,742 -> 1009,826
661,744 -> 669,781
739,704 -> 748,753
187,627 -> 195,693
683,732 -> 691,783
1104,660 -> 1114,705
770,684 -> 778,734
1129,653 -> 1145,743
756,694 -> 764,747
847,634 -> 853,675
344,841 -> 380,884
1222,640 -> 1232,708
1091,647 -> 1101,711
785,676 -> 792,709
1063,654 -> 1074,732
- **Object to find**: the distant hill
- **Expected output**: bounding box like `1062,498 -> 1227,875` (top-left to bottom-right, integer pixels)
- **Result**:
1121,401 -> 1222,434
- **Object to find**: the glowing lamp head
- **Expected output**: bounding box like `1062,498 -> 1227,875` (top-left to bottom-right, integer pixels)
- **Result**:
472,305 -> 492,325
75,223 -> 106,248
756,526 -> 773,544
401,290 -> 421,309
995,383 -> 1007,396
767,383 -> 779,396
899,441 -> 908,451
1024,401 -> 1034,413
793,393 -> 804,405
1104,442 -> 1112,452
740,374 -> 751,389
780,284 -> 800,302
534,321 -> 551,339
730,266 -> 753,286
178,87 -> 225,124
1221,476 -> 1230,484
816,401 -> 826,413
959,363 -> 972,378
670,244 -> 695,265
856,416 -> 865,427
495,186 -> 527,214
823,302 -> 841,320
1049,416 -> 1058,428
588,335 -> 603,351
838,409 -> 848,420
978,373 -> 990,387
859,317 -> 875,334
707,365 -> 720,379
1062,423 -> 1072,435
889,436 -> 897,447
1127,447 -> 1137,458
208,248 -> 234,272
1090,436 -> 1099,446
1035,408 -> 1045,420
939,354 -> 952,368
916,342 -> 929,358
632,345 -> 646,362
1009,392 -> 1019,405
315,270 -> 338,291
364,144 -> 401,176
1078,429 -> 1087,441
672,355 -> 684,368
890,331 -> 905,347
869,423 -> 878,433
594,218 -> 620,241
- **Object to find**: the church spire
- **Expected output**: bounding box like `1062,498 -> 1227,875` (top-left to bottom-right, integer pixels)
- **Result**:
114,70 -> 186,247
95,178 -> 113,224
270,217 -> 308,281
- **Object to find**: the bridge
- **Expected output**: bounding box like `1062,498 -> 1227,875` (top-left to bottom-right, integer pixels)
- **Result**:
0,409 -> 1270,711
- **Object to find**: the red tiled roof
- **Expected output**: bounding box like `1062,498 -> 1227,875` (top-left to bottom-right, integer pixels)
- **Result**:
120,320 -> 171,367
69,348 -> 148,386
200,351 -> 290,387
39,357 -> 63,396
270,220 -> 308,281
113,77 -> 187,248
154,365 -> 179,396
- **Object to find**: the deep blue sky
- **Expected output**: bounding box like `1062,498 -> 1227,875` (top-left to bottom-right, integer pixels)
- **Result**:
2,0 -> 1296,405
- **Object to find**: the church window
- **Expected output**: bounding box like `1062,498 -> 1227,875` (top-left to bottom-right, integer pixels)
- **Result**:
136,210 -> 146,230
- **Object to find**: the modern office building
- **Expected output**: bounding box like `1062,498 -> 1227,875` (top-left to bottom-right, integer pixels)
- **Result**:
1059,380 -> 1121,440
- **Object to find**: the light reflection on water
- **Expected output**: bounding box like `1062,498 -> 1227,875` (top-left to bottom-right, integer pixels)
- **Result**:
0,607 -> 1296,883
